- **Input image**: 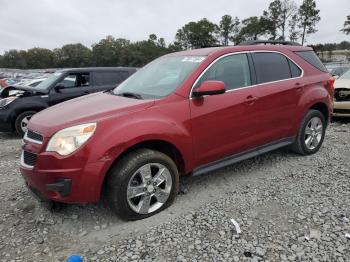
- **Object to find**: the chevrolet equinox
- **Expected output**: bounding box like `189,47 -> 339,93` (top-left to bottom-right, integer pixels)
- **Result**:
20,41 -> 334,220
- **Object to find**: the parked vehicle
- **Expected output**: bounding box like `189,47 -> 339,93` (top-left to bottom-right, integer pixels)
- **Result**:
333,69 -> 350,117
328,66 -> 349,78
20,41 -> 333,220
0,67 -> 136,136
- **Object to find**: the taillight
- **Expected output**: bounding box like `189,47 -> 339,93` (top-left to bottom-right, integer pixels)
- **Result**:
327,77 -> 335,96
328,77 -> 335,89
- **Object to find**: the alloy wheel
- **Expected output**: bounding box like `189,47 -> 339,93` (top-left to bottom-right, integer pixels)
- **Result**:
20,115 -> 33,133
304,116 -> 323,150
127,163 -> 172,214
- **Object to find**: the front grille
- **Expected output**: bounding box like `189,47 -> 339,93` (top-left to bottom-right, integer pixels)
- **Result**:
26,130 -> 43,143
334,108 -> 350,114
23,151 -> 37,167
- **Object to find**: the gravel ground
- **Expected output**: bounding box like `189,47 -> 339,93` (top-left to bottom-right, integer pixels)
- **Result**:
0,120 -> 349,262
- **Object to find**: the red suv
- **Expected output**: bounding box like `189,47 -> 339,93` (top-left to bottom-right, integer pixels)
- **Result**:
20,41 -> 333,220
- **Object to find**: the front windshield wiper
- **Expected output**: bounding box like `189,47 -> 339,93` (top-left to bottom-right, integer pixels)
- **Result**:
116,92 -> 143,99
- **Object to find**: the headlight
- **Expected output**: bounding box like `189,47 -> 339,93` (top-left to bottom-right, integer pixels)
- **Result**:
0,97 -> 17,108
46,123 -> 97,156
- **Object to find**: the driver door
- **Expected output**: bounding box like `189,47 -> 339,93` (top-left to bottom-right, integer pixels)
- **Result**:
190,53 -> 262,167
49,72 -> 92,105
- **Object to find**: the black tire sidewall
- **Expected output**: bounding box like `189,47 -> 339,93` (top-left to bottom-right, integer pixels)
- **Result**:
14,111 -> 36,137
299,110 -> 326,155
107,149 -> 179,220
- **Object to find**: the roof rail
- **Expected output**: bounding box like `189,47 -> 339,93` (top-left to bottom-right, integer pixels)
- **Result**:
238,40 -> 301,46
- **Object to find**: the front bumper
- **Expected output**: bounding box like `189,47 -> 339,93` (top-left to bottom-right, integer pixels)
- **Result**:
333,101 -> 350,117
20,140 -> 108,204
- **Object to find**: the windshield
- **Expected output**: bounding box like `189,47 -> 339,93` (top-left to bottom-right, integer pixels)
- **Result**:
35,72 -> 63,91
113,56 -> 206,98
339,68 -> 350,79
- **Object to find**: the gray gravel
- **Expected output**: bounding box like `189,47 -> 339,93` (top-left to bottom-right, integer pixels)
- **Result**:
0,121 -> 349,261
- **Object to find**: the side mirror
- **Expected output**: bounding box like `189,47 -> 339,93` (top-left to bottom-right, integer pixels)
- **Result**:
192,80 -> 226,97
54,83 -> 65,93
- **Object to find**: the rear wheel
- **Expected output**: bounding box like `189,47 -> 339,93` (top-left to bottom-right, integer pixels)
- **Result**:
291,109 -> 326,155
106,149 -> 179,220
15,111 -> 36,137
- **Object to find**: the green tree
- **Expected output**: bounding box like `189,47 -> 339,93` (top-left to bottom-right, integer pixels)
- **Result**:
1,50 -> 28,69
92,36 -> 131,66
127,34 -> 170,67
54,43 -> 92,68
218,15 -> 240,46
239,16 -> 272,41
288,14 -> 300,41
338,41 -> 350,50
263,0 -> 297,41
26,48 -> 55,68
341,15 -> 350,34
280,0 -> 297,40
263,0 -> 283,40
297,0 -> 320,45
175,18 -> 219,49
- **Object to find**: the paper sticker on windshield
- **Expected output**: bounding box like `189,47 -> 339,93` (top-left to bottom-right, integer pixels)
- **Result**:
182,57 -> 205,63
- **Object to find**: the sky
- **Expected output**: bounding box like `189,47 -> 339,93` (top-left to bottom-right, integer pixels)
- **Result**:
0,0 -> 349,54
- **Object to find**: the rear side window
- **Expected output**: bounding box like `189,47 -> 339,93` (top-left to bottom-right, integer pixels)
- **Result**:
94,71 -> 130,86
252,53 -> 292,84
295,51 -> 327,72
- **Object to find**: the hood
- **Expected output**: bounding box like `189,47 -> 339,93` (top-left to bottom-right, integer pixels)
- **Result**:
334,79 -> 350,89
28,92 -> 155,136
0,85 -> 47,98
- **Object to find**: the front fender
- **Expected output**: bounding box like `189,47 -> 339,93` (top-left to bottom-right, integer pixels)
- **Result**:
85,99 -> 193,196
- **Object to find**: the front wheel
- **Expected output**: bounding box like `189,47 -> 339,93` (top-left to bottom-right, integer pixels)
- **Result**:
106,149 -> 179,220
291,109 -> 326,155
15,111 -> 36,137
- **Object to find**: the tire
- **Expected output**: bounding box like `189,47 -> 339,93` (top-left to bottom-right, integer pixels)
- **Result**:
106,149 -> 179,221
15,111 -> 36,137
291,109 -> 326,155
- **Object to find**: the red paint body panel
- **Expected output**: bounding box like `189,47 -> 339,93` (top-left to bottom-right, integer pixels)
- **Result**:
20,45 -> 332,204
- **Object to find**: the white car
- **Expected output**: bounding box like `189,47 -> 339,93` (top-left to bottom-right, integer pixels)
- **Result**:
334,69 -> 350,117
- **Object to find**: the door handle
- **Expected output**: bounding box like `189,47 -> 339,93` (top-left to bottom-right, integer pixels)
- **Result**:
83,91 -> 90,94
245,95 -> 258,105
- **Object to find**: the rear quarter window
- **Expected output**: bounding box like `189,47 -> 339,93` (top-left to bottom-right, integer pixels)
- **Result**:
295,51 -> 327,72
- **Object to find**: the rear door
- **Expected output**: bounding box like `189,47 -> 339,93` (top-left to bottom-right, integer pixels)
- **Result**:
92,71 -> 131,92
250,51 -> 303,144
48,72 -> 92,105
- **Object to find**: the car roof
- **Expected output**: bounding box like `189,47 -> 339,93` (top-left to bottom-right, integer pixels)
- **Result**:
165,45 -> 313,57
60,67 -> 137,73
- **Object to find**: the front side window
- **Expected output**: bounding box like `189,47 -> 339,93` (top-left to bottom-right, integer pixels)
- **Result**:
252,52 -> 292,84
195,54 -> 251,91
114,56 -> 205,99
60,73 -> 90,88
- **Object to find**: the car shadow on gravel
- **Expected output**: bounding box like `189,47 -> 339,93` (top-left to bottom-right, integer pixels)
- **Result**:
0,132 -> 20,140
331,116 -> 350,124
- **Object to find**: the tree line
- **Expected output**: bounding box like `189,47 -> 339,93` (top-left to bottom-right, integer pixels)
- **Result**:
0,0 -> 348,69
